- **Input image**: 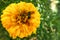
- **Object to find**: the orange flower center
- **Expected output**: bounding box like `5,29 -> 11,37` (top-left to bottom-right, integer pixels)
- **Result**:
16,11 -> 32,25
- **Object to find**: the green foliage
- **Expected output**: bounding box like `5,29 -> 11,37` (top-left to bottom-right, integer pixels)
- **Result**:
0,0 -> 60,40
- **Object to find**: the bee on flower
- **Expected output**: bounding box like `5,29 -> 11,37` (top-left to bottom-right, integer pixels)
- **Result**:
1,2 -> 41,39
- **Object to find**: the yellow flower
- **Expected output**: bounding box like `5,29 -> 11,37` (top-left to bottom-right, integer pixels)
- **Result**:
1,2 -> 41,39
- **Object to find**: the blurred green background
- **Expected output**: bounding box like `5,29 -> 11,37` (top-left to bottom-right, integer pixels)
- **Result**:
0,0 -> 60,40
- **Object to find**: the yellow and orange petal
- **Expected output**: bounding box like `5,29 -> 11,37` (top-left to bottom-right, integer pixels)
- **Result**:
1,2 -> 41,39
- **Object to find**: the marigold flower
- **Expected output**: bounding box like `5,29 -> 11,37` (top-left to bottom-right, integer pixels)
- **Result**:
1,2 -> 41,39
